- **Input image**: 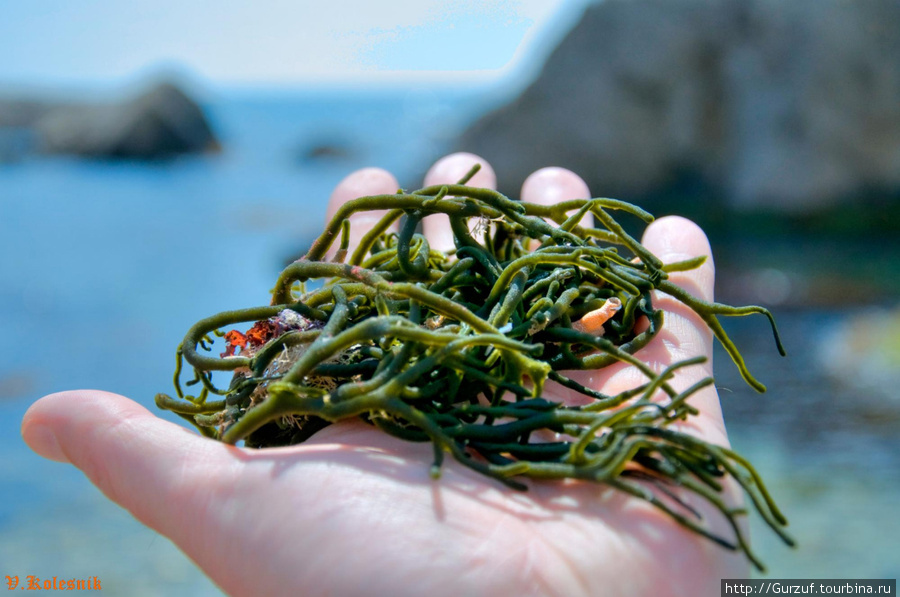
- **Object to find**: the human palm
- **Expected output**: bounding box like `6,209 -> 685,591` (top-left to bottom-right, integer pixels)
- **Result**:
23,154 -> 749,596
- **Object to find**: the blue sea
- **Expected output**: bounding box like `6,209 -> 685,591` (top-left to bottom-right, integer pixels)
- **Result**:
1,89 -> 897,593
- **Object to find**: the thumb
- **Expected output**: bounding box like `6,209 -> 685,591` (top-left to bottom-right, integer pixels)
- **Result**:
21,390 -> 235,543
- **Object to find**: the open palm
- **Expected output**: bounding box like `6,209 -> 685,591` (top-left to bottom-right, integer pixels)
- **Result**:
22,154 -> 749,596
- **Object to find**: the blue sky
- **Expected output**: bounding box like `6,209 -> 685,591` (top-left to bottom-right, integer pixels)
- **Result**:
0,0 -> 589,91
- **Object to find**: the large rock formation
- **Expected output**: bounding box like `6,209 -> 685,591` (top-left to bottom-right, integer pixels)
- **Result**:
459,0 -> 900,220
0,81 -> 218,160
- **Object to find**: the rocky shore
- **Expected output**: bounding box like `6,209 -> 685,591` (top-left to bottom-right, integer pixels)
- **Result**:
459,0 -> 900,232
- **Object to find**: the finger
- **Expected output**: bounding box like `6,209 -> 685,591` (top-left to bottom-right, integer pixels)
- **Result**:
640,215 -> 726,445
517,169 -> 616,407
520,166 -> 593,227
521,167 -> 592,251
324,167 -> 400,260
556,215 -> 725,443
519,168 -> 623,409
422,152 -> 496,252
21,390 -> 237,542
638,217 -> 750,541
643,215 -> 716,303
641,215 -> 716,366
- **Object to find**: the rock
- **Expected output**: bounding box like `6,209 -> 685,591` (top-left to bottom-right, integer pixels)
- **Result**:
458,0 -> 900,218
34,82 -> 218,159
0,98 -> 55,128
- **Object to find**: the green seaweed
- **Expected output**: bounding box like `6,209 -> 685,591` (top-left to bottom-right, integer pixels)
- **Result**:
156,165 -> 792,570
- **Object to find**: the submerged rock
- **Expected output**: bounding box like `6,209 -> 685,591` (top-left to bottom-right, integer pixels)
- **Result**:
459,0 -> 900,219
295,140 -> 356,165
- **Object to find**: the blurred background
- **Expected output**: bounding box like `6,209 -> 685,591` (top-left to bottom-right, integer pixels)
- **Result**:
1,0 -> 898,593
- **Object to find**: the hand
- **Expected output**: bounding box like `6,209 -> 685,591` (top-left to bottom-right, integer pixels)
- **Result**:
22,153 -> 748,597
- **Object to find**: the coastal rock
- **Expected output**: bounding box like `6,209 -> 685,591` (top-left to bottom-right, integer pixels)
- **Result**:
0,99 -> 54,128
1,82 -> 218,160
37,82 -> 217,159
459,0 -> 900,217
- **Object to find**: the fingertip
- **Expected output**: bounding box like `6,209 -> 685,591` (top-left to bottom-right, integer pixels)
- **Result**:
22,390 -> 152,463
21,389 -> 208,483
641,215 -> 712,263
22,405 -> 67,462
22,391 -> 139,461
325,167 -> 400,258
642,215 -> 715,302
327,167 -> 399,217
521,167 -> 593,234
520,167 -> 590,206
424,152 -> 496,189
423,153 -> 496,252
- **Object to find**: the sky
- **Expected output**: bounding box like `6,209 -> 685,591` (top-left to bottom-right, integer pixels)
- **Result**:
0,0 -> 589,92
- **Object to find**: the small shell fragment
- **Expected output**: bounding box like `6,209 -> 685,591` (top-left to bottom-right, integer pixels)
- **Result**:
572,297 -> 622,336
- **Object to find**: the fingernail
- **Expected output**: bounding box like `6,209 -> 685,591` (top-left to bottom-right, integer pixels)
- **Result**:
23,424 -> 69,463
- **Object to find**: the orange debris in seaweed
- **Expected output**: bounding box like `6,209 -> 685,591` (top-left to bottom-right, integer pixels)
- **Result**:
246,320 -> 276,347
221,330 -> 248,357
572,297 -> 622,336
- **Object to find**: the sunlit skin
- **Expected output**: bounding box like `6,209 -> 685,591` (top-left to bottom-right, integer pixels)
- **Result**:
22,153 -> 748,597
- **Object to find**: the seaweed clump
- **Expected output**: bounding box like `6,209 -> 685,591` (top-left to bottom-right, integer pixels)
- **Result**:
156,165 -> 793,570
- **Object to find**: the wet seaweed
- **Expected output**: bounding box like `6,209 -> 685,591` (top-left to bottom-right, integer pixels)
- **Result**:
156,165 -> 792,570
